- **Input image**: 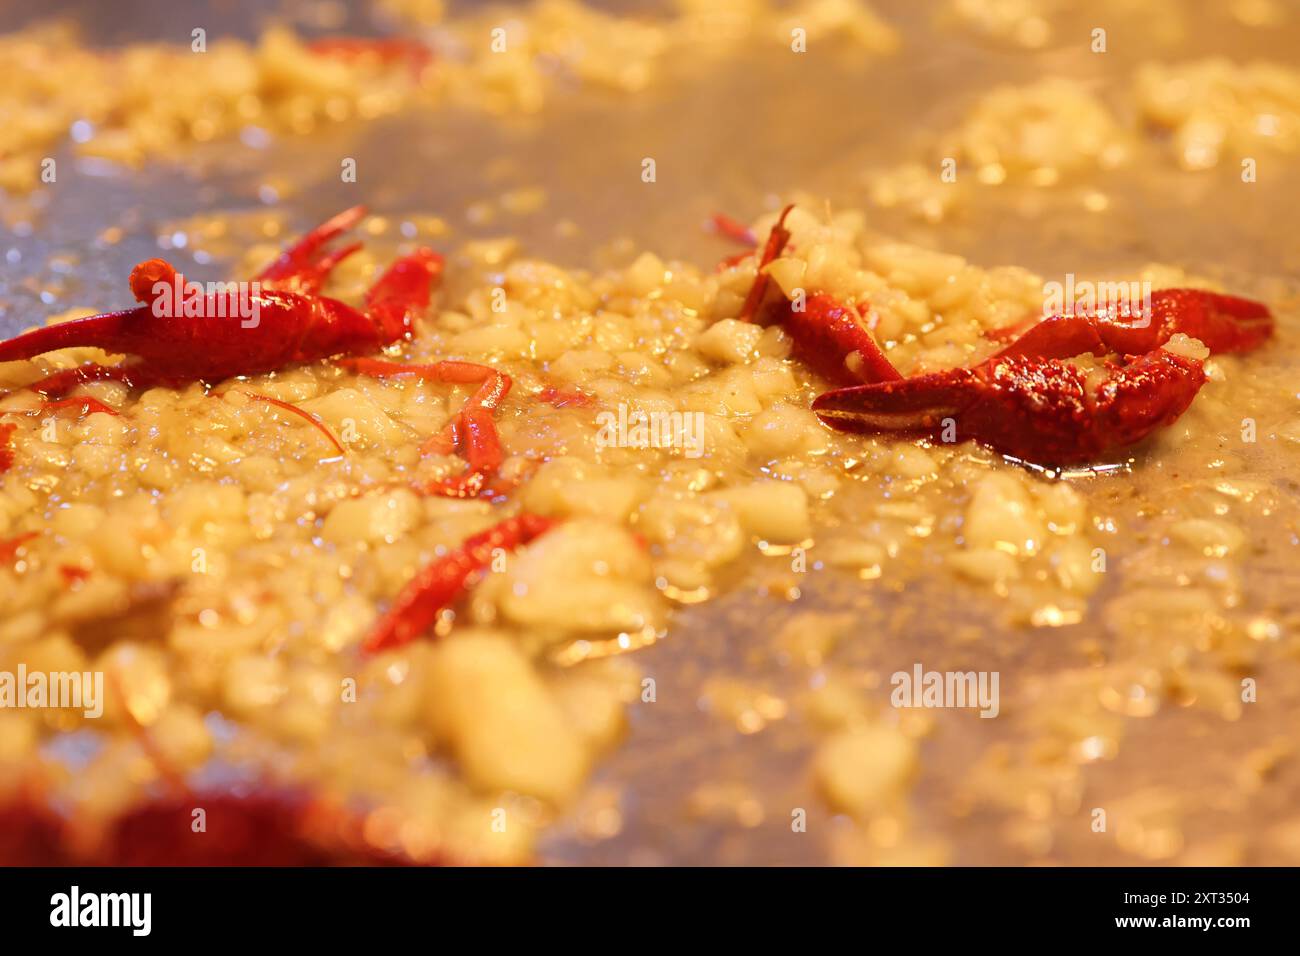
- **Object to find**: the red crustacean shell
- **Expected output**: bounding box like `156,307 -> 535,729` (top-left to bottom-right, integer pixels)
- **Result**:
0,795 -> 70,866
811,287 -> 1273,465
721,202 -> 1275,466
100,791 -> 412,867
0,789 -> 425,867
763,292 -> 902,387
0,207 -> 443,396
813,349 -> 1208,465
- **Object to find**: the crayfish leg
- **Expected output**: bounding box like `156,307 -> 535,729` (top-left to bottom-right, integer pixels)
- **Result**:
363,513 -> 556,653
340,357 -> 511,491
423,406 -> 506,498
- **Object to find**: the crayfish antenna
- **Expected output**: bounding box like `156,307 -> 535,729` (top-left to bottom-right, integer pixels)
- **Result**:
255,205 -> 368,294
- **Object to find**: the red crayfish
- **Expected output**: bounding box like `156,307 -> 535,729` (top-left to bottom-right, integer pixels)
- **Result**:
0,206 -> 441,396
0,207 -> 525,492
731,206 -> 1274,465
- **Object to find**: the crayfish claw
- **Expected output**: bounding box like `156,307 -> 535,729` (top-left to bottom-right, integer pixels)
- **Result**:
256,205 -> 368,294
816,286 -> 1275,465
812,368 -> 974,436
993,288 -> 1275,362
814,350 -> 1208,466
365,247 -> 444,343
1147,288 -> 1274,354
